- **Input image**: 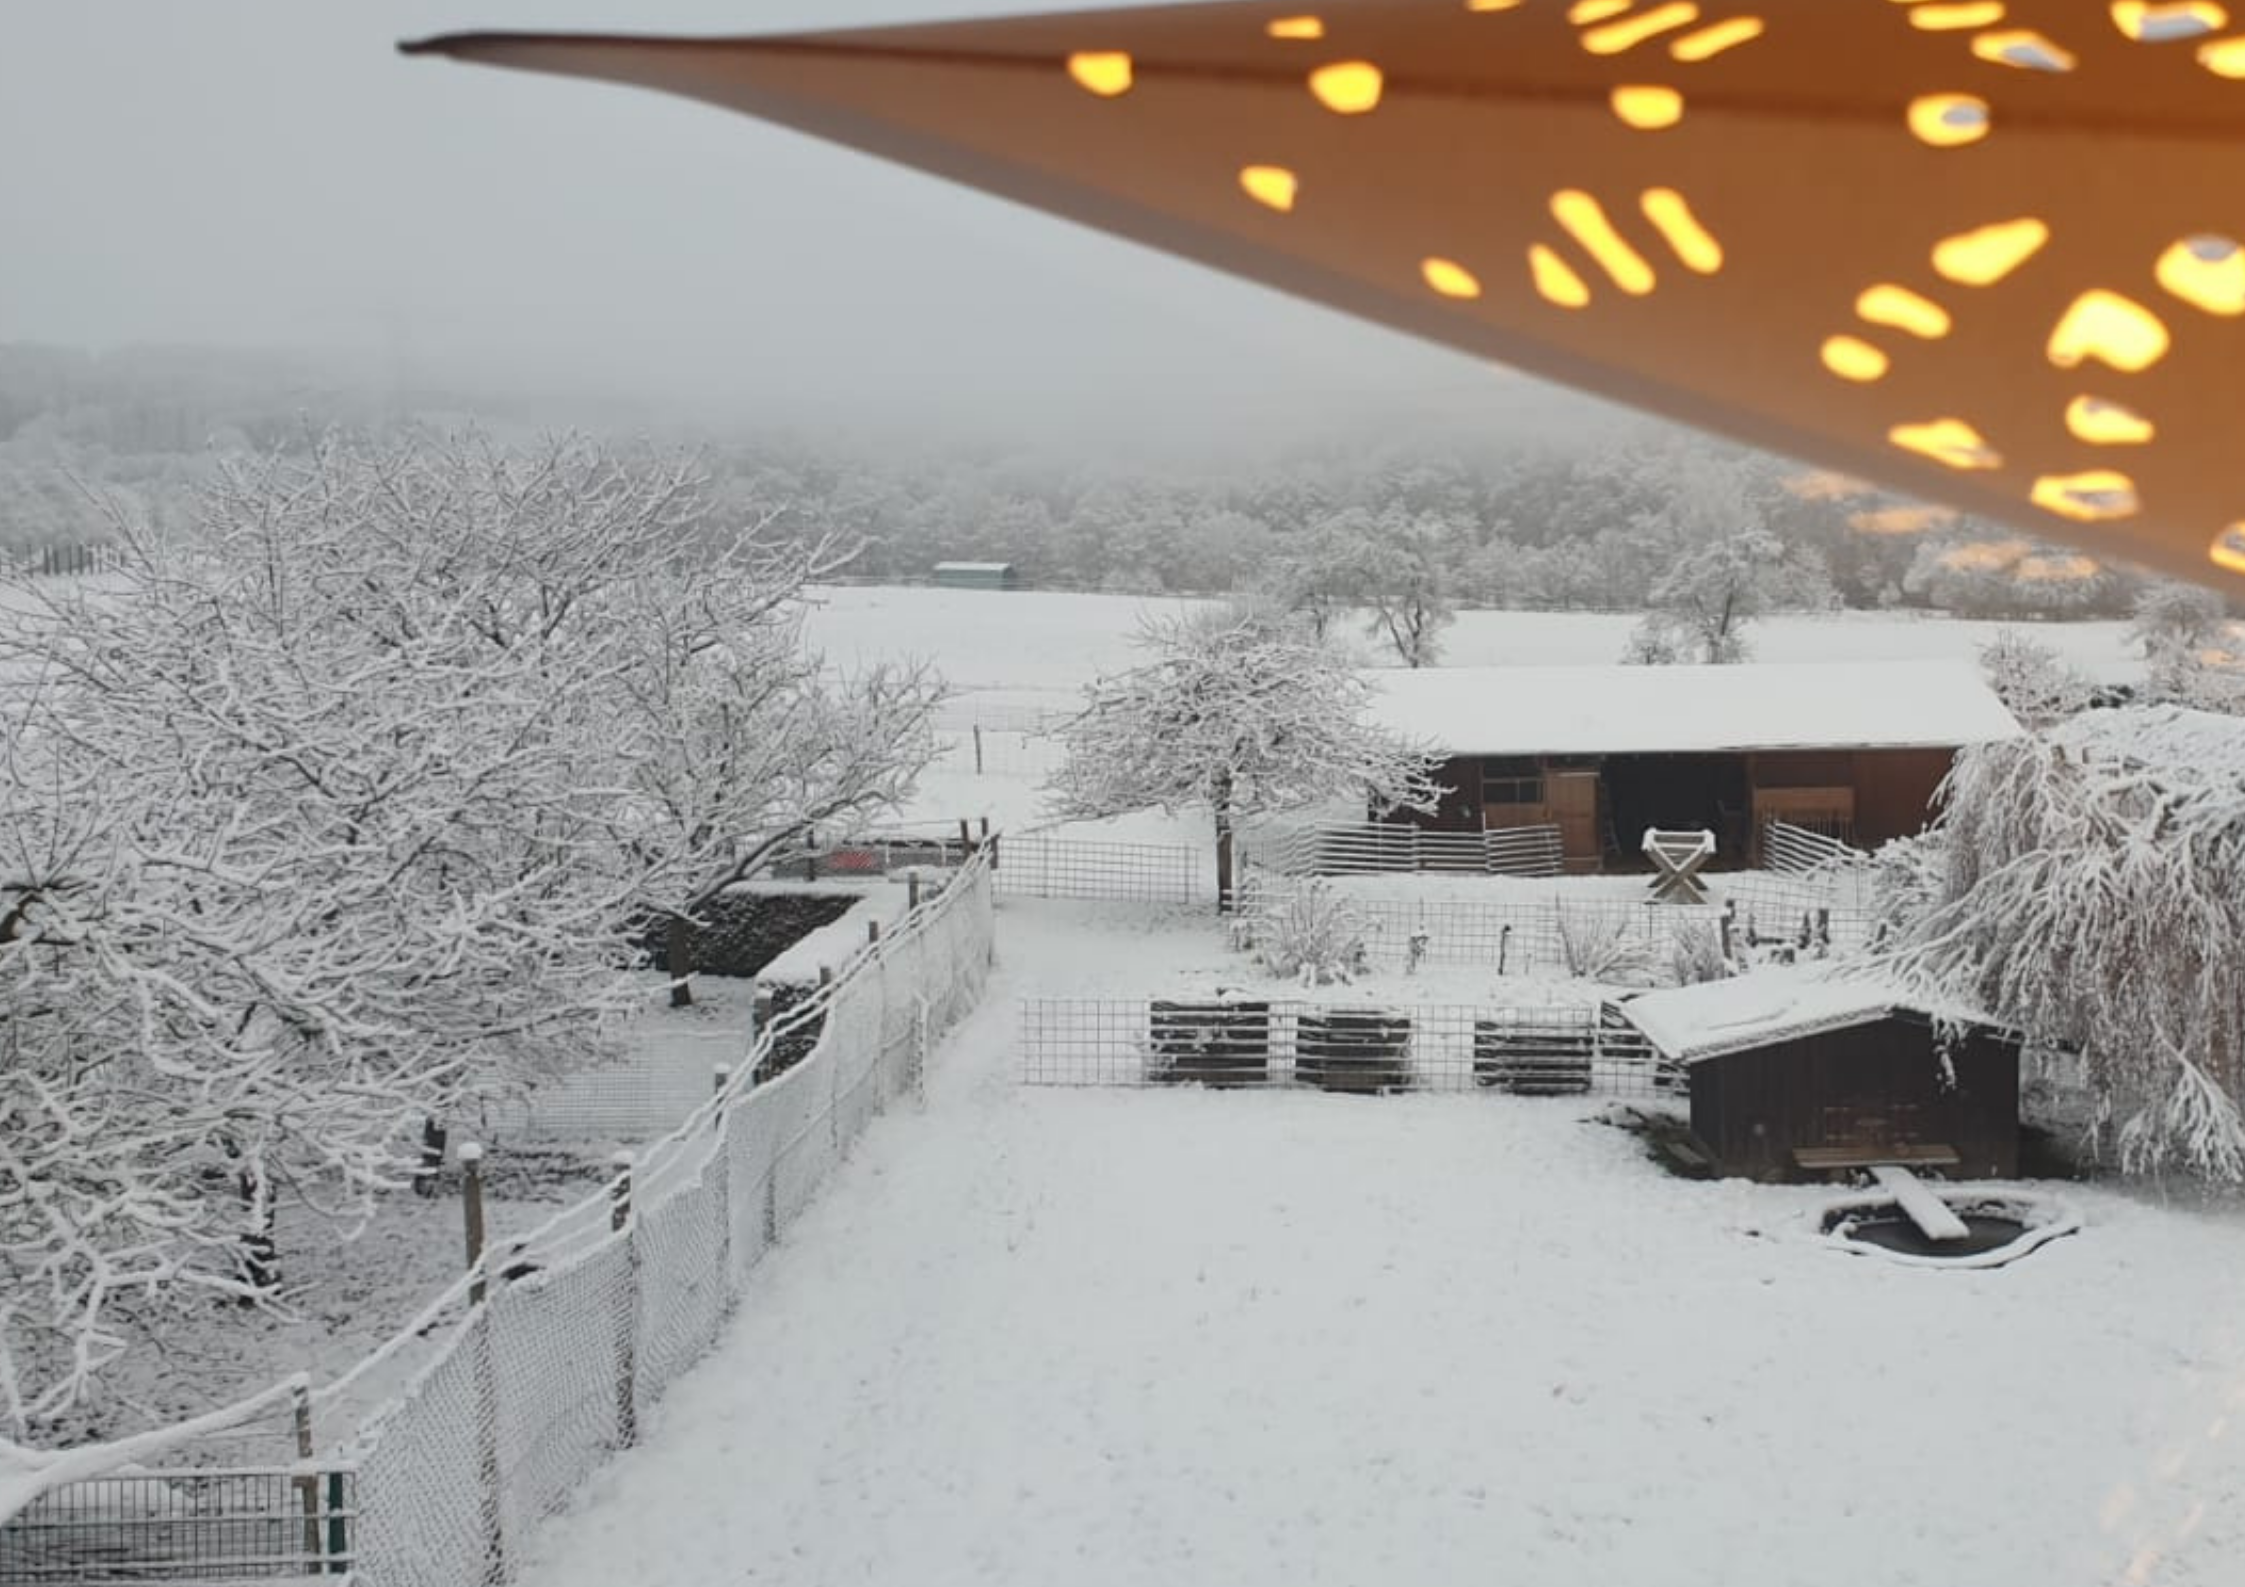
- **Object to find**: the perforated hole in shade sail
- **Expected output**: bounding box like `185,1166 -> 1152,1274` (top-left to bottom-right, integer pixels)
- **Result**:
400,0 -> 2245,589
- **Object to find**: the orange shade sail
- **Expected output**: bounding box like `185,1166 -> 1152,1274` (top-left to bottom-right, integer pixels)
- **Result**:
402,0 -> 2245,589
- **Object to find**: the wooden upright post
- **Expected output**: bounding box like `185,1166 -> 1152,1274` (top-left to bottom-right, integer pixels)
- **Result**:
610,1151 -> 637,1447
292,1381 -> 320,1566
461,1143 -> 488,1307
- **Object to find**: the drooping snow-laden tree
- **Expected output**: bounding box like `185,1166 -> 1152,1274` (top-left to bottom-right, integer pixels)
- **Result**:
0,432 -> 940,1431
1045,603 -> 1441,909
1976,631 -> 2096,728
1873,706 -> 2245,1182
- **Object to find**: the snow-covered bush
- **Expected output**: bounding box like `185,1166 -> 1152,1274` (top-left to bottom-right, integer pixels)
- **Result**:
1668,918 -> 1731,986
1875,707 -> 2245,1181
1251,880 -> 1366,986
1555,904 -> 1653,984
1977,631 -> 2093,727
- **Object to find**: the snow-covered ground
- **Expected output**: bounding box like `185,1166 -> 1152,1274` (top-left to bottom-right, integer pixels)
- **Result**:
517,896 -> 2245,1587
805,585 -> 2146,695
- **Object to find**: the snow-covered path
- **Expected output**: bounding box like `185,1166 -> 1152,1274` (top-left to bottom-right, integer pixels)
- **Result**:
521,901 -> 2245,1587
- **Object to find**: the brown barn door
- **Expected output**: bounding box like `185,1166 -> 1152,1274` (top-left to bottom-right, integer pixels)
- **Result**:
1547,770 -> 1602,874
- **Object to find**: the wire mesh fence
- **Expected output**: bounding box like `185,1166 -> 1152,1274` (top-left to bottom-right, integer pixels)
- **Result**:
989,833 -> 1207,904
334,849 -> 993,1587
1019,997 -> 1683,1097
8,851 -> 997,1587
1236,865 -> 1872,974
932,726 -> 1067,779
0,1465 -> 356,1585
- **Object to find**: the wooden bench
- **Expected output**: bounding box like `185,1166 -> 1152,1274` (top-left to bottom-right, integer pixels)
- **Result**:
1792,1143 -> 1960,1179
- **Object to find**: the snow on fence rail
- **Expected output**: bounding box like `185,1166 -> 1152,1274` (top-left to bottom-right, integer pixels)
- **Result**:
1242,818 -> 1564,879
4,851 -> 997,1587
1018,997 -> 1682,1097
1761,819 -> 1872,879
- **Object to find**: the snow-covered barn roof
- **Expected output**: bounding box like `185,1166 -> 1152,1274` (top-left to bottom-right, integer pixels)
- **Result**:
1619,965 -> 2005,1065
1364,661 -> 2022,756
932,561 -> 1016,573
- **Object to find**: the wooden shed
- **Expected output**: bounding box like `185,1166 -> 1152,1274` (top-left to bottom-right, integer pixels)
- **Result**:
932,560 -> 1020,590
1364,661 -> 2022,873
1621,968 -> 2021,1182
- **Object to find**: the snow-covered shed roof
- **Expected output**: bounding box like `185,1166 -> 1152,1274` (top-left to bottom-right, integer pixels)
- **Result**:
932,561 -> 1016,573
1619,965 -> 2006,1065
1364,661 -> 2022,756
2045,703 -> 2245,787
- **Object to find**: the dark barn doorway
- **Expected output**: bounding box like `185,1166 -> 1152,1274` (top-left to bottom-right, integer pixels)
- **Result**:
1602,754 -> 1750,866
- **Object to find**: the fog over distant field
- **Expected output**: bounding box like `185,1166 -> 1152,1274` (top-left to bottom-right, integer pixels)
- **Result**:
0,0 -> 1624,457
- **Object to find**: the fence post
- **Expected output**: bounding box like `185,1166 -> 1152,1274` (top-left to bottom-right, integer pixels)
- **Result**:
610,1151 -> 637,1448
868,919 -> 882,948
973,723 -> 985,775
908,872 -> 922,911
413,1117 -> 447,1198
958,818 -> 974,855
292,1381 -> 320,1567
461,1143 -> 488,1307
980,816 -> 990,840
713,1062 -> 732,1097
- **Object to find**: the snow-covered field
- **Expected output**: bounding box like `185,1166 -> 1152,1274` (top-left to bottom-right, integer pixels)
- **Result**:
805,585 -> 2146,697
518,897 -> 2245,1587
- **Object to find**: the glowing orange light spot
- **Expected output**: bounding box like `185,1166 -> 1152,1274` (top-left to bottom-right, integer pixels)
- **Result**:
1583,2 -> 1701,53
1239,165 -> 1299,211
1066,52 -> 1133,96
1908,93 -> 1991,145
1912,2 -> 2005,29
1669,15 -> 1765,56
1891,417 -> 2001,469
1267,15 -> 1326,39
2156,235 -> 2245,314
2032,469 -> 2140,520
2066,396 -> 2155,444
1821,336 -> 1890,381
1422,257 -> 1483,298
1465,0 -> 1526,10
2048,290 -> 2171,371
1570,0 -> 1637,20
1066,51 -> 1134,97
2212,526 -> 2245,573
1931,217 -> 2050,284
1941,539 -> 2029,572
1972,29 -> 2078,67
1529,245 -> 1593,307
1858,284 -> 1952,338
2114,0 -> 2228,39
1552,191 -> 1656,292
2198,33 -> 2245,69
1611,84 -> 1686,127
1641,188 -> 1721,271
1308,60 -> 1384,112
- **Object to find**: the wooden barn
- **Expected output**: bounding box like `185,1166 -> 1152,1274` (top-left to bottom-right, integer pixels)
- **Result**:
1364,661 -> 2021,872
1621,968 -> 2022,1182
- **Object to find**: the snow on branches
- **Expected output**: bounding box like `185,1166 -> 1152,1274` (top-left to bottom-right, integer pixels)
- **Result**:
1045,604 -> 1441,907
0,432 -> 939,1431
1874,706 -> 2245,1181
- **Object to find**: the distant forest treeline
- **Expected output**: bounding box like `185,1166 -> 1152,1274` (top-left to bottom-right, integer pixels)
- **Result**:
0,343 -> 2152,618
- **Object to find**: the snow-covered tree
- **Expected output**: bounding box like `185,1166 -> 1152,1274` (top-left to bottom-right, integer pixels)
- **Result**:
1046,603 -> 1441,909
1873,707 -> 2245,1181
1357,509 -> 1457,668
1978,631 -> 2094,728
2128,580 -> 2245,715
1622,528 -> 1835,665
0,432 -> 938,1429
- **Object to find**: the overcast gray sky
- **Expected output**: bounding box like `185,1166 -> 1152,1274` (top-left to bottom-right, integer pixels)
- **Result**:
1,1 -> 1616,453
